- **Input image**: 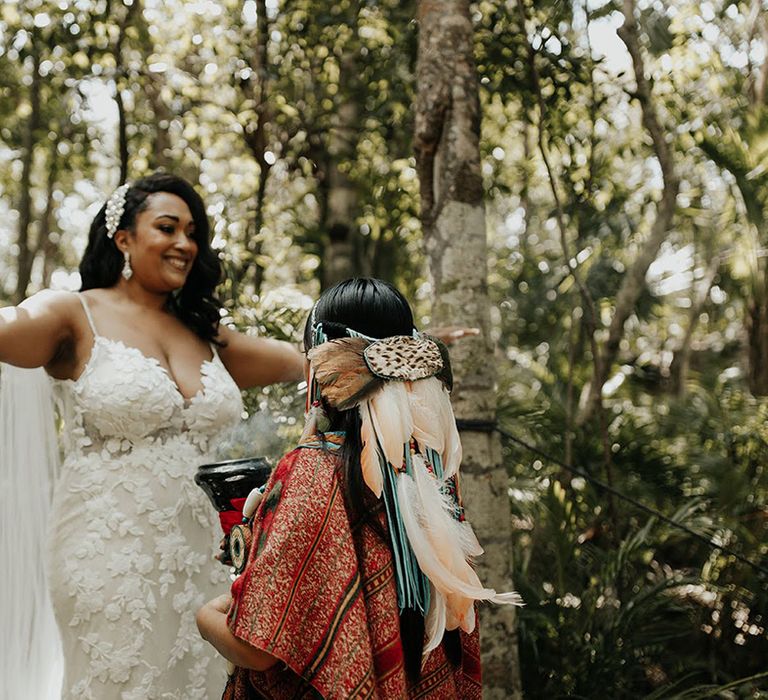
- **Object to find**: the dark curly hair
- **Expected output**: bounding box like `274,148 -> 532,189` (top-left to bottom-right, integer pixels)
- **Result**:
79,172 -> 223,343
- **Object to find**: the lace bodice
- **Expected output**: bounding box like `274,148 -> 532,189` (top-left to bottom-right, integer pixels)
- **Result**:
47,295 -> 244,699
65,335 -> 243,453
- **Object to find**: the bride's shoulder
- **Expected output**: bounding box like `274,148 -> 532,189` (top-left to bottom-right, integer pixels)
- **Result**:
22,288 -> 81,317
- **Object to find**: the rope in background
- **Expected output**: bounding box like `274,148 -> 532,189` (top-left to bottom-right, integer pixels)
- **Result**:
455,419 -> 768,579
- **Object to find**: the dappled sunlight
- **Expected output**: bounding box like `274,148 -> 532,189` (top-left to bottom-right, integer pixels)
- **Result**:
2,0 -> 768,696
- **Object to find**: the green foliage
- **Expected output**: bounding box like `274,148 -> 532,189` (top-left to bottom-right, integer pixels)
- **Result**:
483,0 -> 768,694
2,0 -> 768,695
503,380 -> 768,697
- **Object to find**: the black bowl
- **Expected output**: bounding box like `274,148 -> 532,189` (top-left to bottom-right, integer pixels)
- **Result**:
194,457 -> 272,512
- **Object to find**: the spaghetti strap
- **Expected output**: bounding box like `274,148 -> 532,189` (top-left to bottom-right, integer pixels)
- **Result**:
76,293 -> 99,337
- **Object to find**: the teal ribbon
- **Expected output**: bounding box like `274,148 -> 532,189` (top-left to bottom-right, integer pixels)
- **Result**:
297,430 -> 345,452
381,445 -> 431,616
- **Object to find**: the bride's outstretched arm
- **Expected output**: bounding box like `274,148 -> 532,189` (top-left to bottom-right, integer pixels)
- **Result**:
0,290 -> 76,369
216,324 -> 305,390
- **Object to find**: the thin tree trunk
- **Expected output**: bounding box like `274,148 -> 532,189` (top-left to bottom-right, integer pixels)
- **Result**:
40,141 -> 61,287
414,2 -> 522,697
322,51 -> 359,288
519,111 -> 533,258
14,31 -> 41,303
113,1 -> 139,183
146,75 -> 171,170
129,0 -> 170,171
517,0 -> 614,501
748,257 -> 768,395
745,3 -> 768,394
669,253 -> 721,394
115,88 -> 129,183
240,0 -> 273,295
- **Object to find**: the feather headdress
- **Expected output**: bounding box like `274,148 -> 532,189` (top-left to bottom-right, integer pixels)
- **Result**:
306,331 -> 523,647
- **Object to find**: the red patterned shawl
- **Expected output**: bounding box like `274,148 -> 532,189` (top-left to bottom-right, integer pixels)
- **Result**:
223,446 -> 482,700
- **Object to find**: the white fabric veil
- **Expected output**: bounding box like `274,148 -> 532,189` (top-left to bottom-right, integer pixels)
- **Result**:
0,363 -> 64,699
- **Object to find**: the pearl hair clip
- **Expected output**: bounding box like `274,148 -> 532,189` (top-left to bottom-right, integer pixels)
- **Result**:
105,183 -> 130,239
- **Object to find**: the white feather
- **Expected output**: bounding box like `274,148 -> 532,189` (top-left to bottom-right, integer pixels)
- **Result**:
359,401 -> 383,498
440,387 -> 462,478
423,584 -> 446,654
368,383 -> 412,469
462,600 -> 476,633
242,486 -> 264,518
410,453 -> 483,561
411,458 -> 487,632
408,379 -> 462,477
408,379 -> 445,455
457,521 -> 484,559
397,474 -> 523,619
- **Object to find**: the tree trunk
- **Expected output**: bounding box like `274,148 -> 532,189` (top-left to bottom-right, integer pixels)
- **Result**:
414,2 -> 522,697
238,0 -> 273,296
322,52 -> 360,289
115,87 -> 129,183
113,0 -> 139,183
748,261 -> 768,395
14,31 -> 41,303
39,141 -> 61,288
669,253 -> 720,394
146,75 -> 172,171
745,3 -> 768,395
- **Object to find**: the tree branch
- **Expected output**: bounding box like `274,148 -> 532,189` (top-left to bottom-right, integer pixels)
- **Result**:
578,0 -> 680,425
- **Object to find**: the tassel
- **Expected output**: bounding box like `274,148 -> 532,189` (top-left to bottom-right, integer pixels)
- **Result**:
381,453 -> 431,615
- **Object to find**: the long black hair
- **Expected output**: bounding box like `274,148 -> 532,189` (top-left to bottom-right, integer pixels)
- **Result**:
79,172 -> 223,343
304,277 -> 415,526
303,278 -> 461,683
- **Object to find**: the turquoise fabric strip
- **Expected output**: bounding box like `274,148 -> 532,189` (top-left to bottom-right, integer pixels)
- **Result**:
425,447 -> 464,521
297,431 -> 345,452
381,445 -> 430,615
345,327 -> 378,342
426,447 -> 444,479
313,323 -> 328,346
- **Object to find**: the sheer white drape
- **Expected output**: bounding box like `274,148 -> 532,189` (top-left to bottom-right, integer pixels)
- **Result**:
0,364 -> 64,699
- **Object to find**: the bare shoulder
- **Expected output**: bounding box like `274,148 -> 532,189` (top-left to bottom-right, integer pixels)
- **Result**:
17,289 -> 84,339
19,288 -> 81,317
78,287 -> 118,311
0,289 -> 82,369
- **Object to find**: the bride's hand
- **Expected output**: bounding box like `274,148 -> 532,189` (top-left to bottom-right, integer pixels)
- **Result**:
208,594 -> 233,615
425,326 -> 481,345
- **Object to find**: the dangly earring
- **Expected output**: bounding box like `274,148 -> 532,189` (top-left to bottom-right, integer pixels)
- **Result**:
122,251 -> 133,280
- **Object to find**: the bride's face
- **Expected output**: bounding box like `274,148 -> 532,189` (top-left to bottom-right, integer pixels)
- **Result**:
123,192 -> 199,292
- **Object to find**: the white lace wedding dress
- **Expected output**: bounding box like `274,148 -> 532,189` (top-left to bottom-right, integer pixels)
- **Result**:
47,295 -> 243,699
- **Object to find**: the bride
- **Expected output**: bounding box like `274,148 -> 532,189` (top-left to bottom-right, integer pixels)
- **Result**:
0,173 -> 304,699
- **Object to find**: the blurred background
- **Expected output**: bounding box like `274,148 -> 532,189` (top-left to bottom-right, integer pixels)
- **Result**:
1,0 -> 767,696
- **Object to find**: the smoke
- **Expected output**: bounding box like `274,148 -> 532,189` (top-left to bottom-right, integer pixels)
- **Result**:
212,409 -> 295,463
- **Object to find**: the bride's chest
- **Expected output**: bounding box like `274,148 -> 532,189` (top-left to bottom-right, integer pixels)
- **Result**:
67,338 -> 243,442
